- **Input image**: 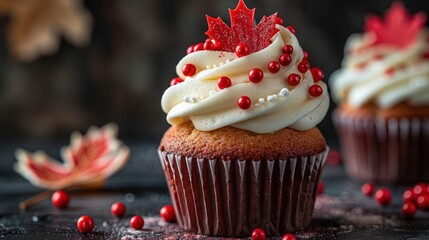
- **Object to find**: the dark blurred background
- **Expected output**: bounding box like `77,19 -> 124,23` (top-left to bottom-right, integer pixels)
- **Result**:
0,0 -> 428,143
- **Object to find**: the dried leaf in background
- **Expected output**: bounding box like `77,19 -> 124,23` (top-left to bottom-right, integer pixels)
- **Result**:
0,0 -> 92,61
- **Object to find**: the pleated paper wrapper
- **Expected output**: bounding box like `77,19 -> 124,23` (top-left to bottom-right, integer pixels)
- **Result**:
333,110 -> 429,184
158,148 -> 328,237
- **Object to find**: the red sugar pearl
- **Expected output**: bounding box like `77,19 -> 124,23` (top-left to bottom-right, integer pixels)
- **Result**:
286,26 -> 296,35
298,61 -> 310,73
182,64 -> 196,76
403,188 -> 417,203
160,205 -> 176,223
417,193 -> 429,210
268,61 -> 281,73
275,17 -> 284,26
237,96 -> 252,110
193,43 -> 204,52
130,215 -> 144,230
303,51 -> 309,60
217,76 -> 232,90
170,77 -> 184,86
311,67 -> 324,82
251,228 -> 266,240
282,233 -> 297,240
235,42 -> 250,57
249,68 -> 264,83
77,215 -> 94,233
317,182 -> 325,195
375,188 -> 392,206
186,45 -> 194,54
212,39 -> 221,49
287,73 -> 301,86
51,190 -> 70,209
361,183 -> 375,197
279,54 -> 292,66
204,41 -> 214,50
413,183 -> 427,196
309,84 -> 323,97
111,202 -> 126,217
402,201 -> 417,218
282,45 -> 294,54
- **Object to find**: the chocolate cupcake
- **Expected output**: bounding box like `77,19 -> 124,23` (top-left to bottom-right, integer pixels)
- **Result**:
159,0 -> 330,237
330,2 -> 429,184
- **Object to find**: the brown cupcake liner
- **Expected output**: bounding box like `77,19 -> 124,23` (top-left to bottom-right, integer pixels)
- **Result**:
333,110 -> 429,184
158,148 -> 328,237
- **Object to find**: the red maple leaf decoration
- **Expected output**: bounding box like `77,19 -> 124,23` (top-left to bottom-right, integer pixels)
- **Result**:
365,2 -> 426,48
205,0 -> 278,53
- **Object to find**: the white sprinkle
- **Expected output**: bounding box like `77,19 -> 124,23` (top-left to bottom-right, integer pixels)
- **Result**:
209,90 -> 217,96
255,103 -> 260,107
219,62 -> 224,66
226,59 -> 231,63
206,65 -> 211,69
258,98 -> 265,104
279,88 -> 290,97
212,64 -> 217,68
184,95 -> 192,103
267,95 -> 278,102
190,97 -> 197,103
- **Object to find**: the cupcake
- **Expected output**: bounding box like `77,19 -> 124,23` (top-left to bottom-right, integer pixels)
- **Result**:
159,0 -> 330,237
330,2 -> 429,184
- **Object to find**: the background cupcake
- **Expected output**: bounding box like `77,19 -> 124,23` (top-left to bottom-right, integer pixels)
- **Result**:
159,0 -> 330,237
330,2 -> 429,184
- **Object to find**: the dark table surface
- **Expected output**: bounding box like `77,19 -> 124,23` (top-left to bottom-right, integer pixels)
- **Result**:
1,139 -> 429,240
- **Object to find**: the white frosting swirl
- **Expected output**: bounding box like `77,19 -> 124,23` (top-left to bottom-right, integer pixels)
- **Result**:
161,25 -> 329,133
330,31 -> 429,108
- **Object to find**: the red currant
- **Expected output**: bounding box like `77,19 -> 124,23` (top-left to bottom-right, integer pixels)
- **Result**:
170,77 -> 184,86
375,188 -> 392,206
182,64 -> 196,76
413,183 -> 427,196
111,202 -> 126,217
248,68 -> 264,83
282,233 -> 297,240
160,205 -> 176,222
317,182 -> 324,195
275,17 -> 284,26
287,73 -> 301,86
51,190 -> 70,209
417,193 -> 429,210
193,43 -> 204,52
235,42 -> 250,57
217,76 -> 232,89
237,96 -> 252,110
251,228 -> 266,240
303,51 -> 309,60
268,61 -> 280,73
186,45 -> 194,54
311,67 -> 324,82
286,26 -> 296,35
309,85 -> 323,97
130,215 -> 144,230
77,215 -> 94,233
282,45 -> 294,54
361,183 -> 375,197
402,201 -> 417,218
298,61 -> 310,73
204,41 -> 214,50
403,188 -> 417,203
279,54 -> 292,66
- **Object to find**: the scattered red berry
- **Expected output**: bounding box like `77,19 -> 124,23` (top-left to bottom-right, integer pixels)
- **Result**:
275,17 -> 284,26
282,233 -> 297,240
413,183 -> 427,196
51,190 -> 70,209
193,43 -> 204,52
237,96 -> 252,110
303,51 -> 309,60
317,182 -> 324,195
204,40 -> 214,50
160,205 -> 176,223
402,201 -> 417,218
182,64 -> 196,77
298,61 -> 310,73
111,202 -> 126,217
170,77 -> 184,86
186,45 -> 194,54
217,76 -> 232,89
235,42 -> 251,57
130,215 -> 144,230
251,228 -> 266,240
268,61 -> 281,73
77,215 -> 94,233
375,188 -> 392,206
287,73 -> 301,86
311,67 -> 324,82
417,193 -> 429,210
361,183 -> 376,197
309,84 -> 323,97
279,54 -> 292,66
248,68 -> 264,83
282,45 -> 294,54
286,26 -> 296,35
403,188 -> 417,203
